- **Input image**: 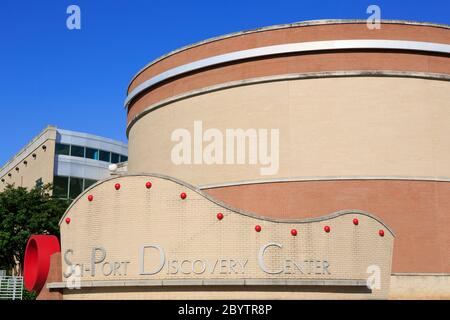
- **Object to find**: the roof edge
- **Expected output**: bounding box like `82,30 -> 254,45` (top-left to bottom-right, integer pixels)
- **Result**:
0,125 -> 57,177
126,19 -> 450,92
56,128 -> 128,149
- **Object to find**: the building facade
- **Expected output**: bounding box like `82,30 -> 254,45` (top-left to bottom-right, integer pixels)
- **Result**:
0,126 -> 128,199
24,20 -> 450,299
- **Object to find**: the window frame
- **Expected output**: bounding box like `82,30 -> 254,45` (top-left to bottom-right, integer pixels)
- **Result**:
55,143 -> 71,156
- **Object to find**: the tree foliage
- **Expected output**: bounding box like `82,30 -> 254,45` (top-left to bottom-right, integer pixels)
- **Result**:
0,184 -> 70,274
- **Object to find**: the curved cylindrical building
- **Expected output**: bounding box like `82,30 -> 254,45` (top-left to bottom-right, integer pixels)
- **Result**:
27,20 -> 449,300
125,20 -> 449,290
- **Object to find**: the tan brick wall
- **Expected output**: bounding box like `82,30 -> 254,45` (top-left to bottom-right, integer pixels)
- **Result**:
59,174 -> 394,299
0,138 -> 56,192
389,274 -> 450,300
204,180 -> 450,274
127,22 -> 450,118
127,77 -> 450,186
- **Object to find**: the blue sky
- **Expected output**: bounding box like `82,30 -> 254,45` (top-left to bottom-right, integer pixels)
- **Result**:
0,0 -> 448,165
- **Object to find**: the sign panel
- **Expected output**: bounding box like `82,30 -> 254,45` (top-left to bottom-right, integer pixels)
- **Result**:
58,174 -> 394,298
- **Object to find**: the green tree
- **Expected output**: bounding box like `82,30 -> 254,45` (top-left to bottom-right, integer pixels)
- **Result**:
0,184 -> 70,274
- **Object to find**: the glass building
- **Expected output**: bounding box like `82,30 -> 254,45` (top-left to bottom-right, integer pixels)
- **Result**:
0,126 -> 128,200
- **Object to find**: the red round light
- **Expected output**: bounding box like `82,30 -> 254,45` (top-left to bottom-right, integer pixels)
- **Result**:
379,230 -> 385,237
291,229 -> 298,236
255,225 -> 262,232
353,218 -> 359,225
324,226 -> 331,233
217,213 -> 224,220
115,183 -> 121,190
88,195 -> 94,202
146,181 -> 152,189
65,218 -> 71,224
180,192 -> 187,200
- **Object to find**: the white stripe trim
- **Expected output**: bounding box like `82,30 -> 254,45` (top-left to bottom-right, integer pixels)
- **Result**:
125,39 -> 450,107
127,19 -> 450,89
198,176 -> 450,190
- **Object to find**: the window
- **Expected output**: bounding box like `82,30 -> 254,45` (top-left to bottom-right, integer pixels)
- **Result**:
99,150 -> 111,162
55,143 -> 70,156
56,143 -> 127,164
84,179 -> 97,190
69,177 -> 83,199
35,178 -> 43,189
86,148 -> 99,160
111,153 -> 120,164
53,176 -> 69,198
70,145 -> 85,158
53,176 -> 99,199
